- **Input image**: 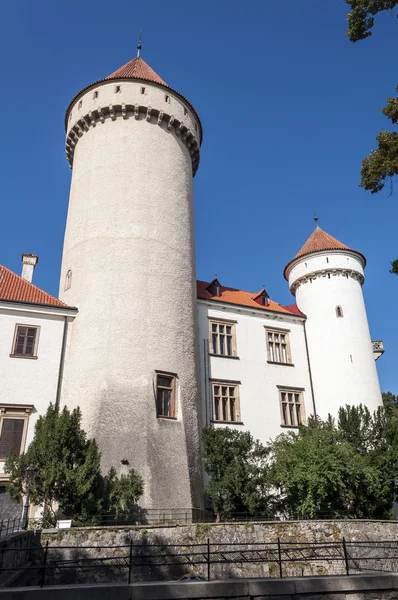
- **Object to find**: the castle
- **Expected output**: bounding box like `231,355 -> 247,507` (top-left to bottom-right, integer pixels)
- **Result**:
0,53 -> 383,512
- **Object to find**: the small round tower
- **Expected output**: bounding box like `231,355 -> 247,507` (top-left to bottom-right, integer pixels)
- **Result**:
284,222 -> 382,419
59,53 -> 203,511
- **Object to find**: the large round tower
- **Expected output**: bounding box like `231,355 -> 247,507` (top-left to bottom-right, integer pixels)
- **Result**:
59,54 -> 203,511
284,222 -> 382,419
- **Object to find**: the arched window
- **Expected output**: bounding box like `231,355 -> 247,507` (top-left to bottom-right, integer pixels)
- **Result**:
336,305 -> 343,318
65,270 -> 72,291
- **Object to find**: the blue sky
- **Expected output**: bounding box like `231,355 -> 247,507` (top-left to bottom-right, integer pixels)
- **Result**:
0,1 -> 397,392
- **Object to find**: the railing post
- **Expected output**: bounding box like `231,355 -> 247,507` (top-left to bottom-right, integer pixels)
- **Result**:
207,538 -> 211,581
342,537 -> 350,576
277,537 -> 283,578
128,539 -> 133,584
40,540 -> 49,588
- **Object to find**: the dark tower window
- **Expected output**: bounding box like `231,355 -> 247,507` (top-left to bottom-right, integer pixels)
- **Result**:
336,306 -> 344,318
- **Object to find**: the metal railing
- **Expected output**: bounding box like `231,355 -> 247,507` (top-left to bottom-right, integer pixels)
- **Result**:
1,538 -> 398,587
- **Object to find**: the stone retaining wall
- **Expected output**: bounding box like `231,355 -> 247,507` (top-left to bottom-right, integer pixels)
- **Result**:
34,520 -> 398,585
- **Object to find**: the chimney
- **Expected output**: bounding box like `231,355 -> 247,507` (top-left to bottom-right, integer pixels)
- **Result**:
21,254 -> 39,283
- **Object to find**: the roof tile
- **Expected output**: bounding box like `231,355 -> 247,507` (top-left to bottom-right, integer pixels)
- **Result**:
0,264 -> 67,307
284,226 -> 366,279
106,57 -> 167,86
197,280 -> 299,316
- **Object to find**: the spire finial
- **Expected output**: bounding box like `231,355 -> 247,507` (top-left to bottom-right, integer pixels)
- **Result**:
314,209 -> 319,229
137,29 -> 142,58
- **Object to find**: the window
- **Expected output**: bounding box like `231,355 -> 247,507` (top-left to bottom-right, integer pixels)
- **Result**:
0,420 -> 24,459
279,388 -> 304,427
184,107 -> 188,116
65,269 -> 72,291
211,382 -> 241,423
266,329 -> 292,364
140,86 -> 146,94
209,320 -> 237,357
115,85 -> 121,93
0,405 -> 32,460
165,94 -> 170,103
11,325 -> 39,358
78,100 -> 82,109
93,90 -> 98,99
336,306 -> 344,318
156,374 -> 176,418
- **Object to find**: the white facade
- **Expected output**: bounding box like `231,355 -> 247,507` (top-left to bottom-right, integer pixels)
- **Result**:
286,248 -> 382,418
0,55 -> 384,514
0,300 -> 76,482
197,301 -> 314,445
58,63 -> 203,510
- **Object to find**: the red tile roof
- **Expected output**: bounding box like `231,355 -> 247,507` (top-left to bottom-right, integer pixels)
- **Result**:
0,264 -> 68,307
106,57 -> 167,86
197,280 -> 301,316
283,303 -> 306,317
284,227 -> 366,279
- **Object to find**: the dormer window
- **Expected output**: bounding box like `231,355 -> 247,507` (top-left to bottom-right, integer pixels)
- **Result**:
207,278 -> 221,297
254,288 -> 269,307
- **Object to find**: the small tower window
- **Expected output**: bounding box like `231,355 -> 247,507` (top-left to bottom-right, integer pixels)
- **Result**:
93,90 -> 98,99
195,123 -> 198,131
184,107 -> 188,116
336,306 -> 344,318
326,257 -> 329,263
165,94 -> 170,103
115,85 -> 121,93
78,100 -> 82,109
140,86 -> 146,94
65,270 -> 72,291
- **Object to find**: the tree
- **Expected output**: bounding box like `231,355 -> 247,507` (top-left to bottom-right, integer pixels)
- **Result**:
202,426 -> 273,521
382,391 -> 398,408
270,409 -> 397,519
345,2 -> 398,256
5,404 -> 144,525
346,1 -> 398,42
106,467 -> 144,518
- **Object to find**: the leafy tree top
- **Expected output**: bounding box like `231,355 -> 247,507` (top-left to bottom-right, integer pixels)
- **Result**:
346,1 -> 398,41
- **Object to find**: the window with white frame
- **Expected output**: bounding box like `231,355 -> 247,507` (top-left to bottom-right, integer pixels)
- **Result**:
155,373 -> 176,418
211,381 -> 241,423
278,388 -> 304,427
209,320 -> 237,357
265,328 -> 292,364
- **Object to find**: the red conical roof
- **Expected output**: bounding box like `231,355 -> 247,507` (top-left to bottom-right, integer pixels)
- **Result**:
106,57 -> 167,86
294,227 -> 351,258
284,226 -> 366,279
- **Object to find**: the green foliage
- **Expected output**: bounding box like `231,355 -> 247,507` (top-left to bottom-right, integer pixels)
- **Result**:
202,426 -> 273,521
5,404 -> 103,525
5,404 -> 144,525
390,260 -> 398,274
360,129 -> 398,194
345,1 -> 398,42
269,407 -> 398,519
382,391 -> 398,408
345,2 -> 398,269
105,466 -> 143,518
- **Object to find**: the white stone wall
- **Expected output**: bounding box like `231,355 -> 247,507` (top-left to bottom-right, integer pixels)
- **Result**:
59,78 -> 203,510
197,301 -> 314,445
0,303 -> 74,475
287,250 -> 382,418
